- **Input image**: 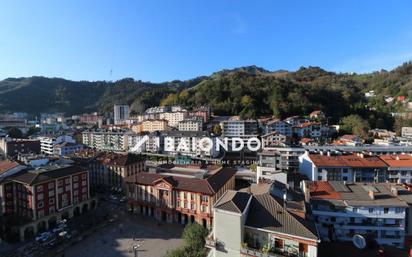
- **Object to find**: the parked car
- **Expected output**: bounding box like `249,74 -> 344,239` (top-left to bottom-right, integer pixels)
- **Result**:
35,232 -> 51,242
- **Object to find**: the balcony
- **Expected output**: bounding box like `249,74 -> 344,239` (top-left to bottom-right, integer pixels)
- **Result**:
240,246 -> 308,257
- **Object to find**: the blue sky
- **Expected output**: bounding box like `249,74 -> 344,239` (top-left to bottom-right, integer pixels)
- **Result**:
1,0 -> 412,82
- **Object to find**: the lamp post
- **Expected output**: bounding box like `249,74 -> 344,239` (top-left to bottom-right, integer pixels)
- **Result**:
133,244 -> 140,257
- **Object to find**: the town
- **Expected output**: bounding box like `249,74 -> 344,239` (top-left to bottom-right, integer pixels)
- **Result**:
1,104 -> 412,257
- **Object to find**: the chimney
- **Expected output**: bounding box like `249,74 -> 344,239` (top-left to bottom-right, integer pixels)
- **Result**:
396,155 -> 400,161
327,151 -> 331,157
391,186 -> 398,196
369,190 -> 375,200
320,151 -> 324,156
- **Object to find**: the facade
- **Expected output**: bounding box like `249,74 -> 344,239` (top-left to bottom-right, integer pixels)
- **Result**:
159,111 -> 188,127
71,150 -> 145,191
1,165 -> 95,241
402,127 -> 412,138
256,149 -> 287,184
79,113 -> 103,124
380,155 -> 412,184
299,152 -> 387,182
0,137 -> 41,158
304,181 -> 408,247
82,129 -> 127,152
208,190 -> 319,257
265,119 -> 292,137
189,106 -> 211,123
267,147 -> 305,173
126,165 -> 236,228
37,135 -> 76,155
114,104 -> 130,125
178,118 -> 204,131
141,119 -> 169,132
53,142 -> 84,156
261,132 -> 289,147
292,122 -> 330,139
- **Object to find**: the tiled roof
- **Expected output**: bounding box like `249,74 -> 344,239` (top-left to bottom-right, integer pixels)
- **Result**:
128,167 -> 236,195
308,181 -> 408,207
0,160 -> 20,174
379,154 -> 412,167
10,165 -> 86,185
214,190 -> 251,213
309,181 -> 342,200
308,153 -> 387,168
245,193 -> 318,241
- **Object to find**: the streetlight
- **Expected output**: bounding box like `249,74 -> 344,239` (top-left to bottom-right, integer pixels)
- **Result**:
133,244 -> 140,257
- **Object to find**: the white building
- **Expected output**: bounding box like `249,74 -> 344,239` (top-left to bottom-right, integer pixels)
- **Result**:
402,127 -> 412,138
37,135 -> 76,155
82,129 -> 126,152
207,190 -> 319,257
303,181 -> 408,247
265,119 -> 292,137
114,104 -> 130,125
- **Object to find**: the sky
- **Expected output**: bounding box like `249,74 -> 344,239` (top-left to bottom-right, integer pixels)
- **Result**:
1,0 -> 412,82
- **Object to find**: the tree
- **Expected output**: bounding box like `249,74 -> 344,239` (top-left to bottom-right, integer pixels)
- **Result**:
7,127 -> 23,138
212,124 -> 222,136
165,224 -> 208,257
340,114 -> 370,139
25,126 -> 41,138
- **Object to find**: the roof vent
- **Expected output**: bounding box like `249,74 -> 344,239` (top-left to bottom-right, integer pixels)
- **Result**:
368,190 -> 375,200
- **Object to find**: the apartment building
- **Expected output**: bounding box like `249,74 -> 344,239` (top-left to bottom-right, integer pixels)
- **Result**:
71,150 -> 145,191
380,155 -> 412,184
208,190 -> 319,257
178,118 -> 204,131
292,122 -> 330,138
53,142 -> 84,156
303,181 -> 407,247
126,164 -> 236,228
256,149 -> 287,184
265,119 -> 292,137
189,106 -> 211,123
37,135 -> 76,155
402,127 -> 412,138
261,132 -> 289,147
141,119 -> 169,132
114,104 -> 130,125
82,129 -> 127,152
299,152 -> 388,182
0,137 -> 41,158
1,165 -> 95,241
159,111 -> 188,127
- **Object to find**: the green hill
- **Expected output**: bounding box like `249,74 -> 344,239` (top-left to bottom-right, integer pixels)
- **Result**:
1,62 -> 412,131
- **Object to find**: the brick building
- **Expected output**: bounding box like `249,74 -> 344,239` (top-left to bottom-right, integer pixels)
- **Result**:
0,165 -> 95,241
126,164 -> 236,228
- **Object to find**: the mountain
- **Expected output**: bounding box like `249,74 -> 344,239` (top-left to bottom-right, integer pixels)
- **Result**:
1,62 -> 412,131
0,76 -> 204,116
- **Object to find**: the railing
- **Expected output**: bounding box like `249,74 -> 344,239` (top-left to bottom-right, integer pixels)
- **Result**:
240,247 -> 307,257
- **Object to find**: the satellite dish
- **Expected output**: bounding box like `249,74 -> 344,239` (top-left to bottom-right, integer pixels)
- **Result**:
353,234 -> 366,249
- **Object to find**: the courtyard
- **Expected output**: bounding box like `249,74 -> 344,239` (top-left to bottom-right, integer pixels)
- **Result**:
65,211 -> 184,257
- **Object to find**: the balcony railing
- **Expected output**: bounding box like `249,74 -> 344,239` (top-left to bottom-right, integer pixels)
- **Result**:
240,246 -> 308,257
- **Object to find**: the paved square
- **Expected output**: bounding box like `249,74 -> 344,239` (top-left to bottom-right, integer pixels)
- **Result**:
65,213 -> 184,257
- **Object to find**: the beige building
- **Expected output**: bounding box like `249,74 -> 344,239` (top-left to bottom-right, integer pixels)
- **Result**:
141,119 -> 169,132
159,111 -> 188,128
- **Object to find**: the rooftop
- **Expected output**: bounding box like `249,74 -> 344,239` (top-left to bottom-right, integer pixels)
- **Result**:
308,153 -> 387,168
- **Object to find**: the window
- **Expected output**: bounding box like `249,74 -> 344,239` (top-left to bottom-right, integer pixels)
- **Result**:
384,208 -> 389,214
37,193 -> 44,201
49,198 -> 55,205
65,178 -> 70,184
369,208 -> 374,213
395,208 -> 403,213
73,176 -> 79,182
37,201 -> 44,209
37,185 -> 43,192
48,182 -> 55,188
58,180 -> 63,186
82,174 -> 87,179
49,190 -> 54,197
73,183 -> 78,189
201,195 -> 209,202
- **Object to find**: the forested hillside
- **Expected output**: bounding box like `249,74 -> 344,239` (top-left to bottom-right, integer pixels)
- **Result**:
1,62 -> 412,131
